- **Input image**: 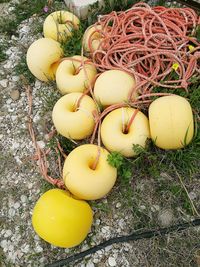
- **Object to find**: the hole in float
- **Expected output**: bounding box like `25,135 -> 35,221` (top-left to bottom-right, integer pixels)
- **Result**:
122,127 -> 129,135
50,61 -> 60,75
88,161 -> 96,171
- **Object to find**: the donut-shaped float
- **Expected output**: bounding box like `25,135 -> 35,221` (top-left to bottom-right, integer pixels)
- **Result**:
149,95 -> 194,149
32,189 -> 93,248
94,70 -> 136,107
56,55 -> 97,94
83,25 -> 103,53
63,144 -> 117,200
26,38 -> 63,81
52,92 -> 98,140
43,11 -> 80,42
101,107 -> 150,157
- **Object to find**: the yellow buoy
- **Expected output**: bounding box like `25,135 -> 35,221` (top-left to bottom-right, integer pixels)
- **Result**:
149,95 -> 194,149
32,189 -> 93,248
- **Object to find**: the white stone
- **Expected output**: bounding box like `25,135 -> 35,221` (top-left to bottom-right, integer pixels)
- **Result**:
4,230 -> 12,237
139,205 -> 146,210
151,205 -> 160,212
8,208 -> 15,217
22,244 -> 30,253
37,140 -> 45,149
1,240 -> 8,248
101,226 -> 110,234
12,76 -> 19,82
105,245 -> 112,252
64,0 -> 104,18
108,257 -> 117,267
20,195 -> 27,203
0,79 -> 8,88
158,209 -> 174,227
6,99 -> 12,105
116,202 -> 121,208
11,142 -> 20,150
35,245 -> 43,253
189,191 -> 197,200
14,202 -> 20,209
86,262 -> 95,267
95,219 -> 101,225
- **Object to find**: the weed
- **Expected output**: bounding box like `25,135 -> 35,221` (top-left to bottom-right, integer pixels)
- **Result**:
107,151 -> 132,184
61,23 -> 88,57
0,42 -> 7,62
0,0 -> 65,37
90,200 -> 110,212
38,88 -> 60,113
40,179 -> 55,194
15,55 -> 35,84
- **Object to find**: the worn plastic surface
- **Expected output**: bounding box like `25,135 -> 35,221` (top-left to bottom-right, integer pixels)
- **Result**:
101,107 -> 150,157
26,38 -> 63,81
56,55 -> 97,94
52,92 -> 98,140
149,95 -> 194,149
63,144 -> 117,200
32,189 -> 93,248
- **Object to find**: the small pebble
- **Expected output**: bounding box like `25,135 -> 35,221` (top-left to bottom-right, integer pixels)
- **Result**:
4,230 -> 12,238
10,90 -> 20,101
108,256 -> 117,267
86,262 -> 95,267
116,202 -> 121,208
0,79 -> 8,88
158,209 -> 174,227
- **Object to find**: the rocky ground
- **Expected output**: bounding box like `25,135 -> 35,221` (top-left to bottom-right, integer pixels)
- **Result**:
0,1 -> 200,267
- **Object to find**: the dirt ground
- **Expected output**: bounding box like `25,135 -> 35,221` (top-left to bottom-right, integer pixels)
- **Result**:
0,1 -> 200,267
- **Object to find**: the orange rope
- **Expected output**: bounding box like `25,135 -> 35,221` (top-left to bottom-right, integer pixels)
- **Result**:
25,82 -> 66,189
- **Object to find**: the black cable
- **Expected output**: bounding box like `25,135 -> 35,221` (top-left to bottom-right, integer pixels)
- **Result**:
45,218 -> 200,267
175,0 -> 200,11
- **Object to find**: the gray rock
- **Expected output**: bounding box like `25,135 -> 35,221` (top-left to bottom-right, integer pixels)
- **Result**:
158,209 -> 174,227
108,256 -> 117,267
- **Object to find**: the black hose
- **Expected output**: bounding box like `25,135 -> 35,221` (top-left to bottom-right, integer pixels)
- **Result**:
45,218 -> 200,267
176,0 -> 200,11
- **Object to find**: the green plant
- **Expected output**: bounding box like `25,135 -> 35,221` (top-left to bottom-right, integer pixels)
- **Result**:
107,151 -> 132,184
0,43 -> 7,62
61,23 -> 88,57
15,56 -> 35,84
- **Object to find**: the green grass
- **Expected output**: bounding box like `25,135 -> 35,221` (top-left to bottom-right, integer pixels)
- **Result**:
15,56 -> 35,84
0,0 -> 65,37
0,42 -> 7,62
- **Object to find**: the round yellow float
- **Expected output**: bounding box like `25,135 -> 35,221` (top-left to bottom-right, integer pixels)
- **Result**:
43,11 -> 80,42
94,70 -> 136,107
149,95 -> 194,149
32,189 -> 93,248
101,107 -> 150,157
63,144 -> 117,200
52,92 -> 98,140
83,25 -> 103,52
26,38 -> 63,81
56,55 -> 97,94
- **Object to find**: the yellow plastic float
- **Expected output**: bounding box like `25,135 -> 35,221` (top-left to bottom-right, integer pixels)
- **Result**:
56,55 -> 97,94
52,92 -> 98,140
43,11 -> 80,42
63,144 -> 117,200
32,189 -> 93,248
94,70 -> 136,107
149,95 -> 194,149
101,107 -> 150,157
26,38 -> 63,81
